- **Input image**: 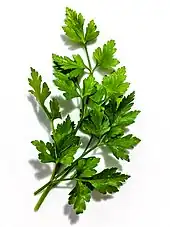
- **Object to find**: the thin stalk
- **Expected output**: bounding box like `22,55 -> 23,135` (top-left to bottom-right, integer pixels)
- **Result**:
34,185 -> 53,211
51,121 -> 55,133
34,181 -> 51,195
84,45 -> 92,70
34,44 -> 97,210
34,135 -> 95,195
82,135 -> 93,155
41,103 -> 51,120
92,64 -> 98,73
34,137 -> 98,207
74,96 -> 86,134
74,118 -> 83,134
53,142 -> 98,185
50,163 -> 59,180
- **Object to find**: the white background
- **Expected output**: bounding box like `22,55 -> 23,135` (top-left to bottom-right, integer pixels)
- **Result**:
0,0 -> 170,226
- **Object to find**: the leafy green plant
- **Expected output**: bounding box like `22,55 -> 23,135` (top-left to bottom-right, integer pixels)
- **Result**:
28,7 -> 140,214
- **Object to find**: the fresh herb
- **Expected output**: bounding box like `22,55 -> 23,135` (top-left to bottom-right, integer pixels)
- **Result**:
28,7 -> 140,215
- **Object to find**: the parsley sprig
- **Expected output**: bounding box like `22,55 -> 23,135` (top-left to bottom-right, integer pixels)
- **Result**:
28,7 -> 140,214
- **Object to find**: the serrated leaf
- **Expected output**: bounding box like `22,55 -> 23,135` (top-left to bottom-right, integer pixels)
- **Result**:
85,20 -> 99,43
53,54 -> 85,78
53,116 -> 80,165
105,98 -> 117,123
106,134 -> 141,161
31,140 -> 56,163
68,181 -> 91,214
114,110 -> 140,127
117,91 -> 135,114
84,168 -> 130,194
83,74 -> 97,97
81,105 -> 110,137
60,145 -> 79,165
76,157 -> 100,178
46,142 -> 56,159
104,91 -> 140,129
107,126 -> 125,138
28,68 -> 51,105
93,40 -> 119,70
53,72 -> 79,99
49,97 -> 61,120
63,7 -> 85,44
53,116 -> 74,148
103,67 -> 130,99
90,84 -> 106,104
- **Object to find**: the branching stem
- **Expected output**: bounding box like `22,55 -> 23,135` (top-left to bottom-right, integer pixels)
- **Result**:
34,39 -> 100,211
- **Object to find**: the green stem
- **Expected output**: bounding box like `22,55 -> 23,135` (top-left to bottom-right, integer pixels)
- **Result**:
34,136 -> 97,196
34,181 -> 51,195
92,64 -> 98,73
51,121 -> 55,133
84,45 -> 92,70
41,103 -> 51,120
34,163 -> 58,210
34,45 -> 96,210
51,163 -> 59,180
82,135 -> 93,155
52,142 -> 98,186
74,118 -> 83,134
34,184 -> 53,211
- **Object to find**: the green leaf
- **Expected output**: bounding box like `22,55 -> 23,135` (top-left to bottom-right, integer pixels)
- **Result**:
83,74 -> 97,97
49,97 -> 61,120
59,145 -> 79,165
81,105 -> 110,137
53,54 -> 85,78
53,72 -> 79,99
107,92 -> 140,127
84,168 -> 130,194
90,84 -> 106,104
93,40 -> 119,70
104,91 -> 140,130
28,68 -> 51,105
53,116 -> 74,148
114,110 -> 140,127
46,142 -> 56,159
108,126 -> 125,138
76,157 -> 100,178
63,7 -> 85,44
105,98 -> 117,123
85,20 -> 99,43
106,134 -> 141,161
102,67 -> 130,99
53,116 -> 80,165
117,91 -> 135,114
68,181 -> 91,214
31,140 -> 56,163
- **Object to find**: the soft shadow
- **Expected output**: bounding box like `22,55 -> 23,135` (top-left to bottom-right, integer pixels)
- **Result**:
56,186 -> 72,189
64,204 -> 79,225
56,95 -> 76,117
61,35 -> 81,50
63,191 -> 112,225
94,146 -> 122,171
92,190 -> 113,202
80,136 -> 89,149
29,159 -> 51,180
27,95 -> 51,133
96,67 -> 114,77
60,34 -> 97,51
66,179 -> 76,188
55,180 -> 75,190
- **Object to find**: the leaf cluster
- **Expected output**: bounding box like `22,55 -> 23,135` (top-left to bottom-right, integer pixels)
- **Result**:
28,7 -> 141,215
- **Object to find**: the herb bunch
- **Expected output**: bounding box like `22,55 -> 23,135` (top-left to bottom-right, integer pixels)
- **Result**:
28,7 -> 140,214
